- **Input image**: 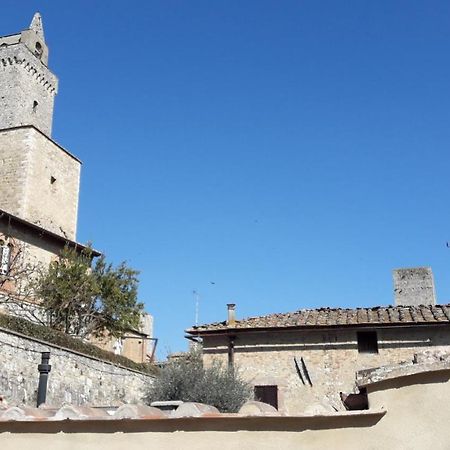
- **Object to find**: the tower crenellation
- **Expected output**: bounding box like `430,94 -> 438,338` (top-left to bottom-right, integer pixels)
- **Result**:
0,13 -> 57,136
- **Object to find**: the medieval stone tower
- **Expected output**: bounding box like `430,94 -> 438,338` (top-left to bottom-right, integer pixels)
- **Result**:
0,13 -> 80,240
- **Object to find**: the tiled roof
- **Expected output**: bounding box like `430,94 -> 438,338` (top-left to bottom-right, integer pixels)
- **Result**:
0,402 -> 386,422
187,304 -> 450,334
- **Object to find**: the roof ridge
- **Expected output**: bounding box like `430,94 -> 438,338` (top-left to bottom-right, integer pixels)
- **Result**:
188,303 -> 450,333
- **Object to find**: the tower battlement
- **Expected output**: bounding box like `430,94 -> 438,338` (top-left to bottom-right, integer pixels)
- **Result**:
0,13 -> 57,136
0,50 -> 57,93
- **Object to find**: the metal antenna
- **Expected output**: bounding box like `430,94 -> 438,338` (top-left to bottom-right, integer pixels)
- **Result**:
193,290 -> 200,326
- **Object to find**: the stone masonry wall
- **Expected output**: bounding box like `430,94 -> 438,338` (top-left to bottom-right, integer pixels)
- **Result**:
0,327 -> 154,406
0,44 -> 57,136
393,267 -> 436,306
0,128 -> 29,219
202,325 -> 450,414
0,127 -> 80,240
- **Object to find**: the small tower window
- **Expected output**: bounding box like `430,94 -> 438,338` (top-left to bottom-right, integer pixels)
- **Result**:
32,101 -> 38,113
50,176 -> 56,185
357,331 -> 379,354
35,41 -> 43,59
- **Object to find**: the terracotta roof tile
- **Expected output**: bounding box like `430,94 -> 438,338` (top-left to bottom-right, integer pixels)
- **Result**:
187,304 -> 450,334
0,402 -> 387,422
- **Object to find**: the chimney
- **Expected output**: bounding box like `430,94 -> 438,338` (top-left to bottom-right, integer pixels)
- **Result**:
227,303 -> 236,327
393,267 -> 436,306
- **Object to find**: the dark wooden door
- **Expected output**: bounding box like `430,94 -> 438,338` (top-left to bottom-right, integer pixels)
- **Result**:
254,385 -> 278,410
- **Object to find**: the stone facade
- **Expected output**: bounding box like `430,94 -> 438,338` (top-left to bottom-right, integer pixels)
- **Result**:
0,327 -> 153,406
0,13 -> 80,243
201,324 -> 450,414
0,127 -> 80,240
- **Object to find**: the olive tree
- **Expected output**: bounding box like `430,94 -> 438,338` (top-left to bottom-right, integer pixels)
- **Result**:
146,350 -> 252,412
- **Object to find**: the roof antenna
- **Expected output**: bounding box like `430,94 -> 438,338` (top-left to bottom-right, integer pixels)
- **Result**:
192,290 -> 200,326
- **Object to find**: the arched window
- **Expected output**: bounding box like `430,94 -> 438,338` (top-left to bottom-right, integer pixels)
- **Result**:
34,41 -> 43,59
32,100 -> 38,113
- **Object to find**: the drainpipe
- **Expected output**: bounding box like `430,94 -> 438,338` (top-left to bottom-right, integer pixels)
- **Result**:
227,304 -> 236,369
37,352 -> 51,407
227,335 -> 235,369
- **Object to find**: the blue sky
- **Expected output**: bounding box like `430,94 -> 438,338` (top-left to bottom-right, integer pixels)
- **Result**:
2,1 -> 450,357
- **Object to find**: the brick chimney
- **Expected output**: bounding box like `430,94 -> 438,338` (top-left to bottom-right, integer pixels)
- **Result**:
393,267 -> 436,306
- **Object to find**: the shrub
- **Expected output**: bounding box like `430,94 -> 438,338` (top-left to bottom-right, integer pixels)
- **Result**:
146,350 -> 251,412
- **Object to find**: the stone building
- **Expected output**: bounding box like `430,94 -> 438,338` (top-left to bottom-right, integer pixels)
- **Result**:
0,13 -> 86,273
0,14 -> 153,363
186,267 -> 450,414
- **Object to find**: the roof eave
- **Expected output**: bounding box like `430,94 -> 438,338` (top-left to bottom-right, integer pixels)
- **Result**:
0,208 -> 101,257
185,320 -> 450,337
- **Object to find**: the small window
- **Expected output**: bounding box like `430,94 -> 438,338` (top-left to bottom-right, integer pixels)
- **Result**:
32,101 -> 38,113
50,176 -> 56,185
254,385 -> 278,410
35,41 -> 43,59
357,331 -> 378,354
0,244 -> 11,275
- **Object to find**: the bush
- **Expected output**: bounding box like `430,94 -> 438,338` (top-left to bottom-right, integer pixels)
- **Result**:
146,350 -> 251,412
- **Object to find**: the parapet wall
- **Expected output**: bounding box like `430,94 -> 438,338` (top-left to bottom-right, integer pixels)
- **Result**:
0,327 -> 154,406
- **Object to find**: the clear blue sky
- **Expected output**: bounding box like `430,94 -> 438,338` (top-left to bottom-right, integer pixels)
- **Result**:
2,1 -> 450,358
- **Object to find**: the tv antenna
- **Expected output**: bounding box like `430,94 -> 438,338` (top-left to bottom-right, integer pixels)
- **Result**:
192,290 -> 200,326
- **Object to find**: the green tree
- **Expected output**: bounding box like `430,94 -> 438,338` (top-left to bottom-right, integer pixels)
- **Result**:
146,350 -> 252,412
35,246 -> 143,338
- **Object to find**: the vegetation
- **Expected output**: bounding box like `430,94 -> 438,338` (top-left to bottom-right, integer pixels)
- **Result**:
0,312 -> 157,374
34,246 -> 144,339
146,350 -> 251,412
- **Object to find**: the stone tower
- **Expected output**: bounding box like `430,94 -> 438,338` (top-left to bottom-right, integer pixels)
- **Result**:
0,13 -> 80,240
393,267 -> 436,306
